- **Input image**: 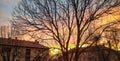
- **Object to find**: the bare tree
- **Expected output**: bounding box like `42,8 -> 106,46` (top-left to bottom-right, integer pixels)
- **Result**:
12,0 -> 75,61
70,0 -> 120,61
33,49 -> 49,61
102,23 -> 120,61
0,26 -> 22,39
0,26 -> 10,38
11,0 -> 120,61
0,45 -> 22,61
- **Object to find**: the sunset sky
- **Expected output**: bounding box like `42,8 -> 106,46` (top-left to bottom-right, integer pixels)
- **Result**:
0,0 -> 120,56
0,0 -> 20,25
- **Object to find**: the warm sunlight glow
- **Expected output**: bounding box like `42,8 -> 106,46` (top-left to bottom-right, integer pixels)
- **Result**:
95,7 -> 120,28
50,48 -> 61,56
79,44 -> 89,47
49,43 -> 89,56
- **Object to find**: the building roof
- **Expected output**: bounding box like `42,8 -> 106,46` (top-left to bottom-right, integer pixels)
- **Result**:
53,45 -> 119,57
68,45 -> 118,54
0,38 -> 49,49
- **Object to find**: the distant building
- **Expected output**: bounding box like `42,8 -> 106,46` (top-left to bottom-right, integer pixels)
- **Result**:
0,38 -> 49,61
51,45 -> 120,61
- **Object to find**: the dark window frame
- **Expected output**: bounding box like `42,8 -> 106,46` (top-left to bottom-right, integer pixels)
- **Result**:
25,49 -> 31,61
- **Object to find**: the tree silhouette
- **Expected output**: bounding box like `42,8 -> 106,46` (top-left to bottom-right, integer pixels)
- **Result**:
12,0 -> 120,61
0,46 -> 22,61
0,26 -> 23,39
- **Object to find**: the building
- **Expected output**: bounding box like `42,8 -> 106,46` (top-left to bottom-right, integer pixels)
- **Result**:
0,38 -> 49,61
50,45 -> 120,61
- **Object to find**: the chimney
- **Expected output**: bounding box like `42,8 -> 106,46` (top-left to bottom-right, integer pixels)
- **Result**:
35,40 -> 39,44
8,37 -> 11,39
15,37 -> 18,40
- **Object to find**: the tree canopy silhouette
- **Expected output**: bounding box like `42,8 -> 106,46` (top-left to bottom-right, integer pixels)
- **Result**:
12,0 -> 120,61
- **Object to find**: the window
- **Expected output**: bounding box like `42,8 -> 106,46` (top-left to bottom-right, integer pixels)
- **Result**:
25,49 -> 31,61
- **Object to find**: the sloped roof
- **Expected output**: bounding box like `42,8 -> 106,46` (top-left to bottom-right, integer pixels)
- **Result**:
53,45 -> 119,57
68,45 -> 117,54
0,38 -> 49,49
